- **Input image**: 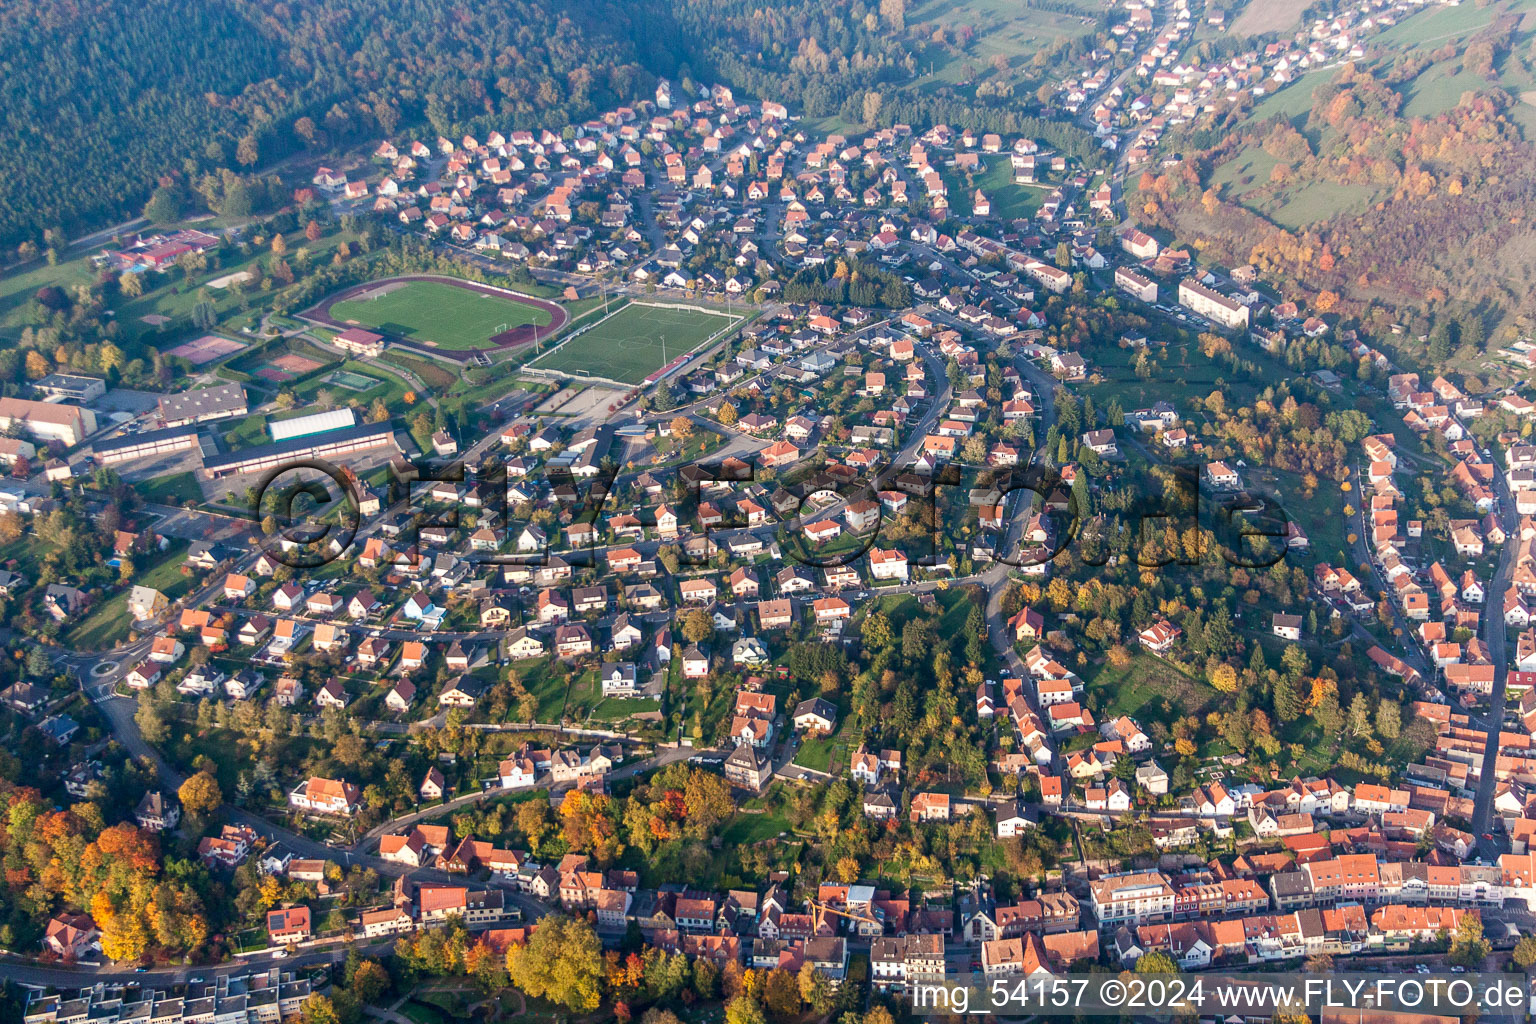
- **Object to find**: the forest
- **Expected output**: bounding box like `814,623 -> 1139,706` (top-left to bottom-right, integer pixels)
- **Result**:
0,0 -> 672,248
1139,58 -> 1536,353
0,0 -> 1124,251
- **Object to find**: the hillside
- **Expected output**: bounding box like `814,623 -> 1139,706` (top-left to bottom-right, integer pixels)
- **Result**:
663,0 -> 1107,162
0,0 -> 674,248
1134,10 -> 1536,346
0,0 -> 1122,250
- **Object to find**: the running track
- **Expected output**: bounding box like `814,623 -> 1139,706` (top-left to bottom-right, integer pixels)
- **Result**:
301,274 -> 568,363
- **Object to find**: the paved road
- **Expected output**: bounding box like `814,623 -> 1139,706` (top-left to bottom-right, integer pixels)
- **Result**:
1471,467 -> 1518,858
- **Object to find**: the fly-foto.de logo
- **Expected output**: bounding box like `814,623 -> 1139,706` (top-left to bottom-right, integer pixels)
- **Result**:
252,456 -> 1294,573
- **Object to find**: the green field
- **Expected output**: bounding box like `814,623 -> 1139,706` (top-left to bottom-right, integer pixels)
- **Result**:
135,471 -> 204,506
944,159 -> 1049,222
906,0 -> 1103,84
531,302 -> 741,384
329,280 -> 552,351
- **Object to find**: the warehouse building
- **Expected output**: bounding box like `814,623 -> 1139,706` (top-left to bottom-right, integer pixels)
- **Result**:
270,408 -> 357,442
94,426 -> 201,465
158,382 -> 248,428
202,422 -> 398,479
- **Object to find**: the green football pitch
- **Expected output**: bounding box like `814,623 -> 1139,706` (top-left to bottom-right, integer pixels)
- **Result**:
328,280 -> 552,351
531,303 -> 740,384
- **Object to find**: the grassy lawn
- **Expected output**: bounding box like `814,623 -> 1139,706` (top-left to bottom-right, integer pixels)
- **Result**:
400,1002 -> 452,1024
0,535 -> 61,579
1081,323 -> 1280,419
162,725 -> 324,793
793,721 -> 852,773
1083,651 -> 1216,731
906,0 -> 1102,76
136,541 -> 194,602
976,159 -> 1049,221
0,255 -> 98,336
1369,1 -> 1499,51
511,657 -> 578,723
1212,141 -> 1394,230
220,414 -> 272,449
865,585 -> 999,676
135,471 -> 204,506
1210,146 -> 1282,203
329,280 -> 550,351
64,542 -> 193,648
531,302 -> 741,384
945,159 -> 1049,222
1265,180 -> 1387,231
1242,465 -> 1351,567
586,696 -> 662,723
561,667 -> 604,720
719,785 -> 796,845
296,357 -> 415,411
64,591 -> 134,650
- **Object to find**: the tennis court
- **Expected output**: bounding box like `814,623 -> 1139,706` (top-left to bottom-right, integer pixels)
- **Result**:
254,353 -> 325,382
328,279 -> 552,351
326,369 -> 380,391
531,303 -> 740,385
165,335 -> 246,365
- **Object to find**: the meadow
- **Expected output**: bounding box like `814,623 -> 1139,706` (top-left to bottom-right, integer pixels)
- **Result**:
531,302 -> 741,384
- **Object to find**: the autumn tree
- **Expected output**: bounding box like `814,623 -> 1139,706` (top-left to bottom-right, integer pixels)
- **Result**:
301,995 -> 339,1024
504,916 -> 605,1012
1374,700 -> 1401,739
681,608 -> 714,645
762,968 -> 801,1019
1208,662 -> 1238,693
349,959 -> 392,1004
178,770 -> 223,819
1448,913 -> 1489,968
724,997 -> 767,1024
798,962 -> 834,1013
1134,950 -> 1179,974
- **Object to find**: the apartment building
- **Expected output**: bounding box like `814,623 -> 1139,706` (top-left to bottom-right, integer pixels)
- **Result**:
1177,278 -> 1249,329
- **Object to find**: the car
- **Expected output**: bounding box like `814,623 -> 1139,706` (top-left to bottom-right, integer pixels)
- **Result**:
272,949 -> 289,959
